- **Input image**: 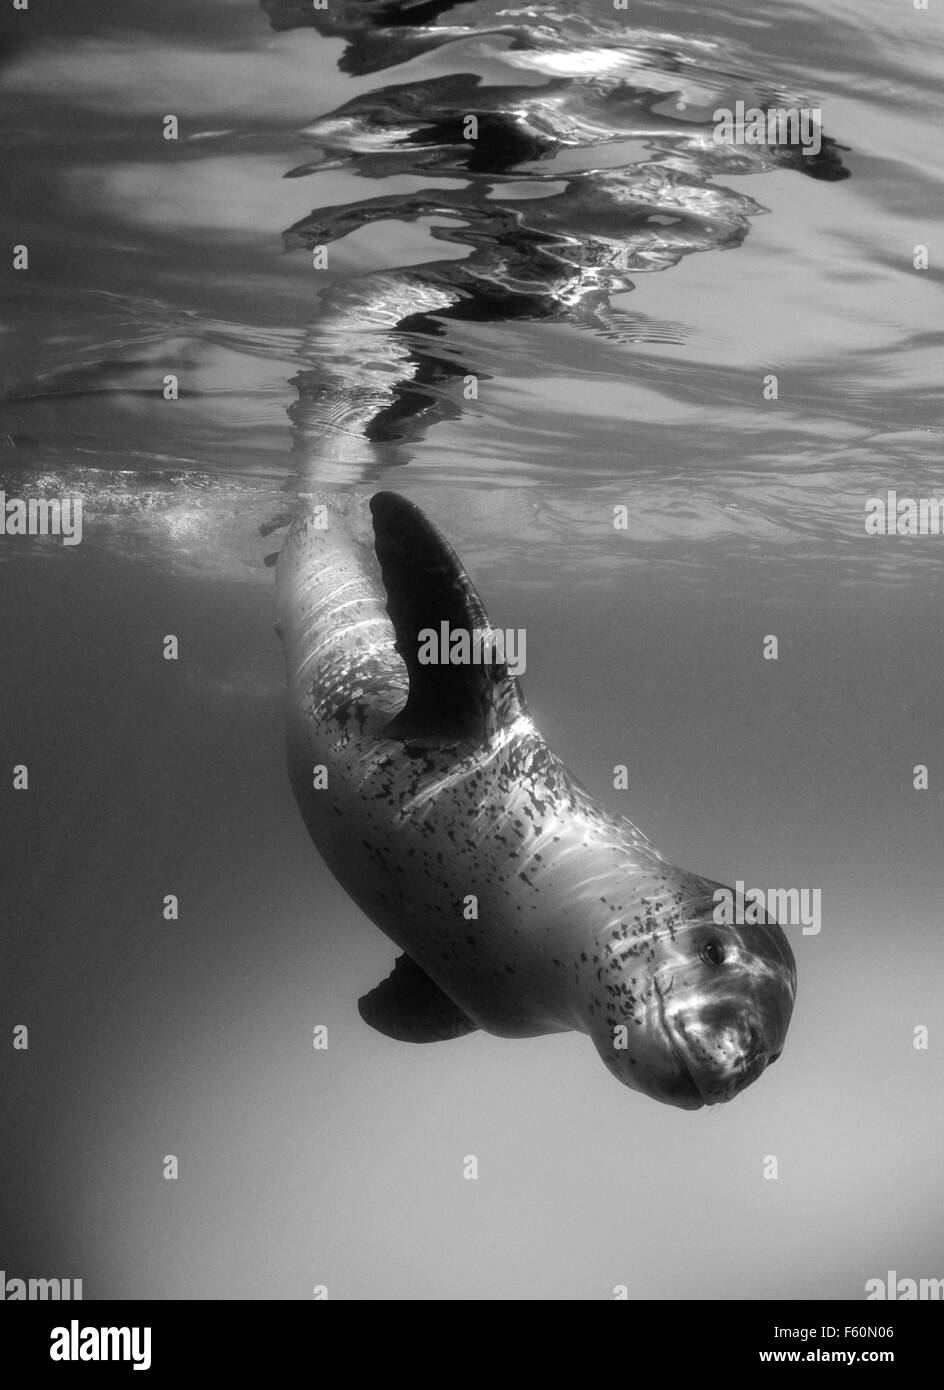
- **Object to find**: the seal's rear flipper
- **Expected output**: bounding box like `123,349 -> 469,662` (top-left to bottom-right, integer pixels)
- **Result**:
358,954 -> 478,1042
369,490 -> 526,743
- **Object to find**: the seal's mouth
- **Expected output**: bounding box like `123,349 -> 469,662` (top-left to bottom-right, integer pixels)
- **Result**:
653,976 -> 707,1108
654,975 -> 776,1106
668,1032 -> 700,1095
664,1018 -> 709,1106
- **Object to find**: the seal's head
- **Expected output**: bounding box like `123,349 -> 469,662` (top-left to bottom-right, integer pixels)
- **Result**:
591,876 -> 796,1110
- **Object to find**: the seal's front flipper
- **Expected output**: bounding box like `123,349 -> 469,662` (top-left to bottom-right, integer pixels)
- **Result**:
358,954 -> 478,1042
369,490 -> 527,743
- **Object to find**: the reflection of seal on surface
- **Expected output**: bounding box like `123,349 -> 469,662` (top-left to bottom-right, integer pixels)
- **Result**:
278,6 -> 849,482
277,492 -> 796,1109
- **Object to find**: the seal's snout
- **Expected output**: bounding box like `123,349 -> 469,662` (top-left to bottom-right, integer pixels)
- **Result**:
665,1007 -> 758,1104
656,946 -> 795,1106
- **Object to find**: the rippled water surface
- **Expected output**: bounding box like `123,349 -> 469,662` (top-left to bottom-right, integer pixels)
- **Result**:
2,0 -> 943,1299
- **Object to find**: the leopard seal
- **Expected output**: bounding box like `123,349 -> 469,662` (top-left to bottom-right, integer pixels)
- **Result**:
276,490 -> 796,1109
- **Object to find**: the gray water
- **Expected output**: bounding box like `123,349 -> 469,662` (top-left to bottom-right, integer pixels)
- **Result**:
1,0 -> 942,1300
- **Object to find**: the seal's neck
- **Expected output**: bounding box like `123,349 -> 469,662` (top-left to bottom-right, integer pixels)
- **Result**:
515,844 -> 674,1035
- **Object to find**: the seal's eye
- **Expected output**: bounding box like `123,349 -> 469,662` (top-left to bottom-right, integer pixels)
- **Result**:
700,941 -> 725,966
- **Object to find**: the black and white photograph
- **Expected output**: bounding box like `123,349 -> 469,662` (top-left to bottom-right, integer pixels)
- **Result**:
1,0 -> 941,1346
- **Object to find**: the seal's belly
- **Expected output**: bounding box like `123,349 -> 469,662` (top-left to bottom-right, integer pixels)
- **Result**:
288,710 -> 589,1036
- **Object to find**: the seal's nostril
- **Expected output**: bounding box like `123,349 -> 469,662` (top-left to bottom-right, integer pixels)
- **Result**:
768,1049 -> 782,1066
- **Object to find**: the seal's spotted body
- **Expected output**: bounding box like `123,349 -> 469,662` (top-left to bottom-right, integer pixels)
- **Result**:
278,492 -> 796,1108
